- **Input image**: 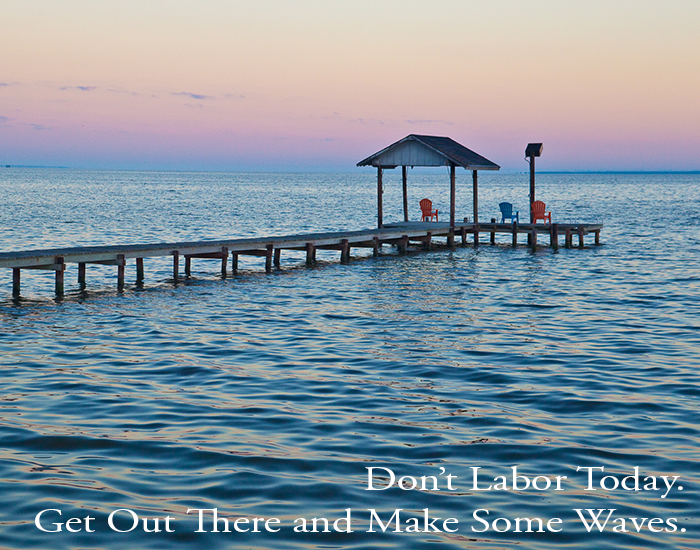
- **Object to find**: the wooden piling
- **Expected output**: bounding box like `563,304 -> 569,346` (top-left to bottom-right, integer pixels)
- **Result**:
461,226 -> 467,246
550,223 -> 558,249
530,227 -> 537,249
12,268 -> 20,297
117,254 -> 125,287
184,256 -> 191,276
512,221 -> 518,246
401,235 -> 409,254
373,236 -> 379,257
231,253 -> 238,274
265,245 -> 273,273
578,226 -> 585,247
595,230 -> 600,245
173,251 -> 179,280
136,258 -> 144,281
340,239 -> 350,264
274,248 -> 281,268
78,262 -> 86,285
565,228 -> 572,248
424,231 -> 432,250
221,247 -> 228,277
55,257 -> 65,295
490,227 -> 496,244
306,242 -> 316,265
447,231 -> 454,247
473,224 -> 479,246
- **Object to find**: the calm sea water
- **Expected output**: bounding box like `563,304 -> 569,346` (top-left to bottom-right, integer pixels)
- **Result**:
1,169 -> 699,550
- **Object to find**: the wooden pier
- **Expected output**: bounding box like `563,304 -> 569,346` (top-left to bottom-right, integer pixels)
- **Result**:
1,221 -> 601,297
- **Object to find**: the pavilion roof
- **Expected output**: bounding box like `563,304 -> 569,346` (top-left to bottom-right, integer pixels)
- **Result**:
357,134 -> 500,170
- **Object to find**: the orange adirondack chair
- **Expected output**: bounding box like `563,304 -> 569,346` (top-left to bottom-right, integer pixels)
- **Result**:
531,200 -> 551,224
419,198 -> 438,222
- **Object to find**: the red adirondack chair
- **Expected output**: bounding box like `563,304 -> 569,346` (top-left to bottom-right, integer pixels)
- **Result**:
420,198 -> 438,222
531,200 -> 551,224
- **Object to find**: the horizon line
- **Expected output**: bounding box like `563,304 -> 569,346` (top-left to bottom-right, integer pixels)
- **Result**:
3,166 -> 700,175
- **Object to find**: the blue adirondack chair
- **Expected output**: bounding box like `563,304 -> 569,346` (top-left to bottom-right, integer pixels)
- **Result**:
499,202 -> 519,223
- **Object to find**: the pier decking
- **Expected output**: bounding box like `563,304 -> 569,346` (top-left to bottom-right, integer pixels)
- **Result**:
1,221 -> 602,296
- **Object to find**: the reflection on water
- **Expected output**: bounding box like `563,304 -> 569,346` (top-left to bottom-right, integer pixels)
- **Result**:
0,170 -> 699,549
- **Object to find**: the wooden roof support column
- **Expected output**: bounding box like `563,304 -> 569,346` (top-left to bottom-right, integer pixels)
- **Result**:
529,155 -> 536,223
377,167 -> 383,229
446,164 -> 456,246
449,163 -> 456,229
402,166 -> 409,222
472,170 -> 479,225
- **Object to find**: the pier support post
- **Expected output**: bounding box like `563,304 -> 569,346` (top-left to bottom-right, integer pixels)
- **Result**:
173,251 -> 179,280
117,254 -> 125,288
578,226 -> 585,247
373,237 -> 380,257
221,247 -> 228,277
461,226 -> 467,246
530,227 -> 538,249
184,256 -> 191,276
595,230 -> 600,245
305,243 -> 316,265
55,257 -> 65,295
490,221 -> 496,244
473,224 -> 479,246
12,268 -> 20,297
136,258 -> 144,282
273,248 -> 281,268
512,221 -> 518,246
565,228 -> 572,248
398,235 -> 409,254
231,253 -> 238,274
78,262 -> 86,286
447,231 -> 455,248
550,223 -> 559,249
340,239 -> 350,264
424,232 -> 432,250
265,245 -> 273,273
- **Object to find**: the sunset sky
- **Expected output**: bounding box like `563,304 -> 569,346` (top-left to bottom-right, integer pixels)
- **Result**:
1,0 -> 699,171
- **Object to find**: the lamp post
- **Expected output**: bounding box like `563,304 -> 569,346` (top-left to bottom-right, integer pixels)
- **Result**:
525,143 -> 543,223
